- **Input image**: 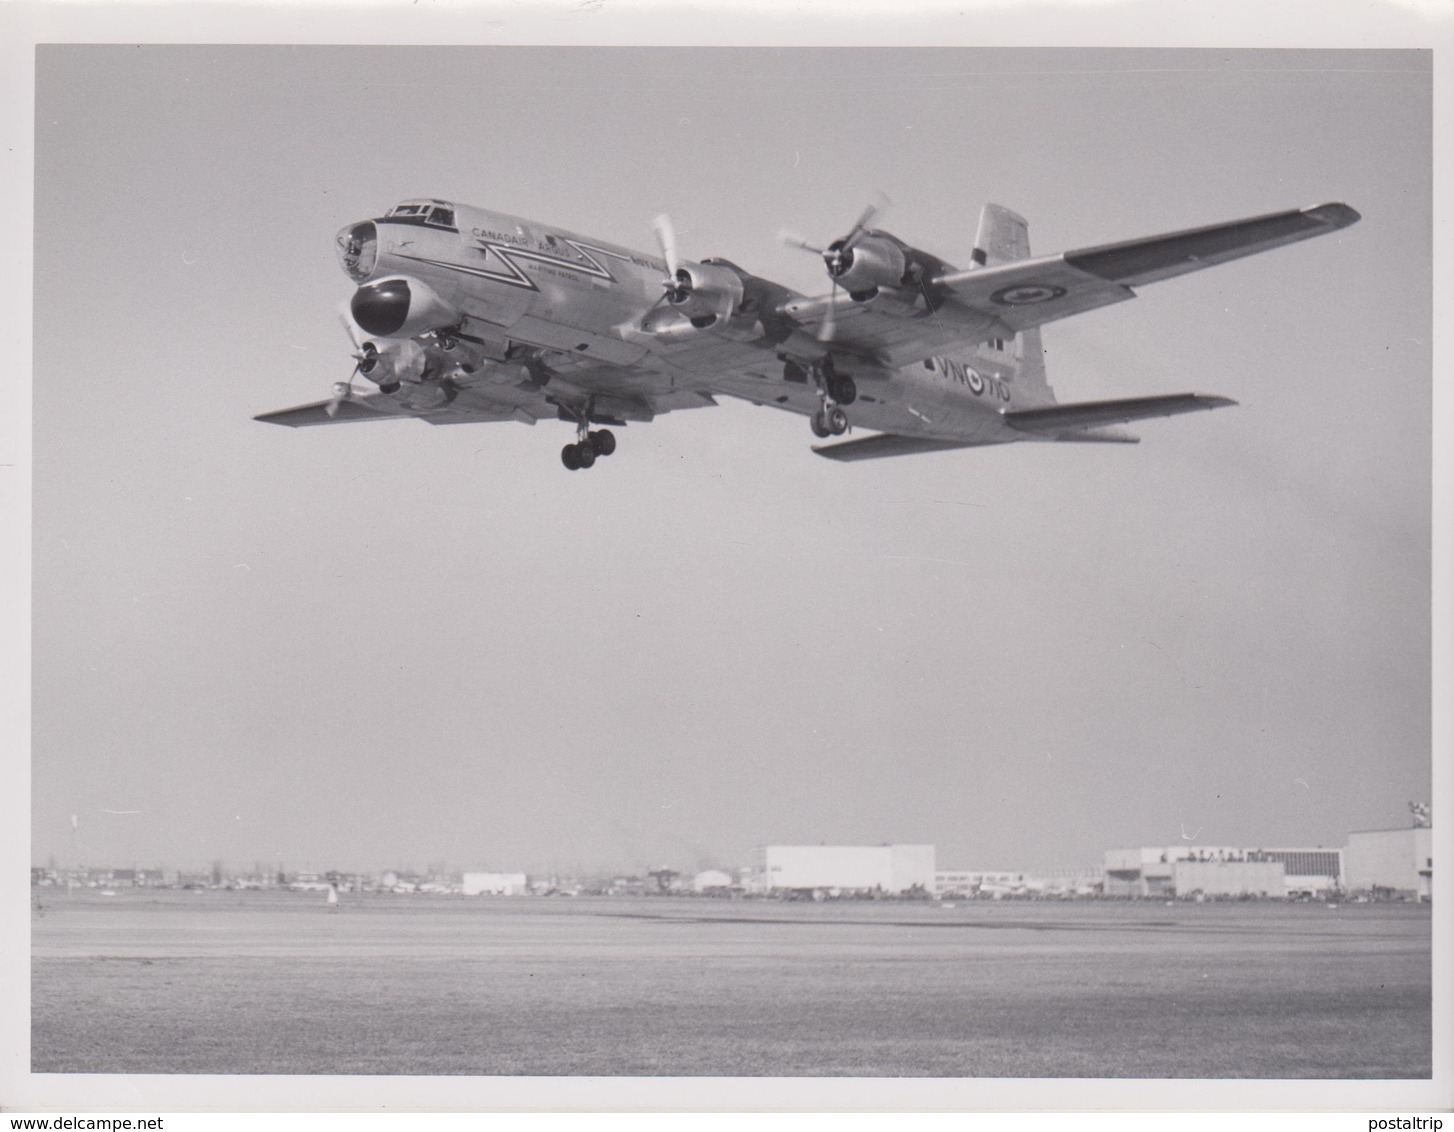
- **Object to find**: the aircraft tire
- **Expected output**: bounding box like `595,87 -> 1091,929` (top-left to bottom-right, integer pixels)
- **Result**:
561,444 -> 582,471
830,375 -> 857,405
576,442 -> 597,469
591,429 -> 616,457
810,412 -> 832,439
828,407 -> 849,435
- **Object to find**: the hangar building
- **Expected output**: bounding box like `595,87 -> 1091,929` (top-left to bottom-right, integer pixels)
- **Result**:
1105,846 -> 1343,898
1172,859 -> 1285,898
462,871 -> 528,896
763,844 -> 935,894
1344,827 -> 1433,901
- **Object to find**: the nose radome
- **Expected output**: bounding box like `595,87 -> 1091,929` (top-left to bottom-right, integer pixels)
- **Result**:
351,279 -> 412,337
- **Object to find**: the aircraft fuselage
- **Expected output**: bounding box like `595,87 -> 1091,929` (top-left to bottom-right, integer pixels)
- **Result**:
338,200 -> 1035,445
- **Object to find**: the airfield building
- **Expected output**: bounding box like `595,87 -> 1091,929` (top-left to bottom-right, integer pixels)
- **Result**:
1104,845 -> 1344,899
1172,859 -> 1285,899
691,869 -> 735,893
935,870 -> 1024,897
762,844 -> 935,895
1344,827 -> 1433,901
462,871 -> 528,896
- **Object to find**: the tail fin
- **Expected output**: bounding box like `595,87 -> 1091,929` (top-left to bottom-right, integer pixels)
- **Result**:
973,203 -> 1054,406
1013,327 -> 1054,407
972,203 -> 1030,266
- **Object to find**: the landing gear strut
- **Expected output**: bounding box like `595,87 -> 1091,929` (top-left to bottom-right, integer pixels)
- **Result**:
560,407 -> 616,471
808,357 -> 853,439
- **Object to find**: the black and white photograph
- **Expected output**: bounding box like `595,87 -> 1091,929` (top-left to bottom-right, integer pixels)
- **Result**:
3,0 -> 1449,1117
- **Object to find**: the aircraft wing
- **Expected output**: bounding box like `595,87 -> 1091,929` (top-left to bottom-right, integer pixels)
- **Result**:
784,203 -> 1359,367
254,394 -> 525,428
255,355 -> 718,430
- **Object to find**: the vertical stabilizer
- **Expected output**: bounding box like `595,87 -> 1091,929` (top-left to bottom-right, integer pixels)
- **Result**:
972,203 -> 1030,266
1014,327 -> 1054,406
973,204 -> 1054,406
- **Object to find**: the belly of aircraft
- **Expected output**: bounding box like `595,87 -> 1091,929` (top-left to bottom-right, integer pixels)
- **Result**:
866,374 -> 1019,443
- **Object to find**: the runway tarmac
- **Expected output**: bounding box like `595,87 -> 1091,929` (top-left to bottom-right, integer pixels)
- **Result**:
30,889 -> 1431,1077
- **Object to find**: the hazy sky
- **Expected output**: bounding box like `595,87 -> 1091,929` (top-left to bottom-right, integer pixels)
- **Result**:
28,45 -> 1432,877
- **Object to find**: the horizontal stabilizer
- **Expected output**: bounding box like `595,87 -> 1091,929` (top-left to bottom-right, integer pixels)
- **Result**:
254,399 -> 395,427
1052,427 -> 1140,444
1004,393 -> 1236,435
812,434 -> 986,462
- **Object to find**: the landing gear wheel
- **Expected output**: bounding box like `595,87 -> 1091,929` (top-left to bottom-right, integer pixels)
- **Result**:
828,407 -> 849,435
829,374 -> 857,405
810,412 -> 832,439
576,441 -> 596,469
590,429 -> 616,457
561,444 -> 582,471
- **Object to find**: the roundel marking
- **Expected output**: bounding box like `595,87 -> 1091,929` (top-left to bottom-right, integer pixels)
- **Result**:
967,368 -> 985,395
990,283 -> 1067,306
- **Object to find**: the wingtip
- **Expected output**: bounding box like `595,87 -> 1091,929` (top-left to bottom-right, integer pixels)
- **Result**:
1304,202 -> 1360,229
1199,395 -> 1239,409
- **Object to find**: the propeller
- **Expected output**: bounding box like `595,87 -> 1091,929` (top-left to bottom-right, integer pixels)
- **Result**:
325,380 -> 353,418
652,213 -> 690,305
331,305 -> 386,411
326,307 -> 363,415
781,195 -> 890,343
782,194 -> 888,278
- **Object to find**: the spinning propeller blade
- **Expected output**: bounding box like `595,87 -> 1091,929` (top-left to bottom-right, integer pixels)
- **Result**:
325,380 -> 352,418
652,213 -> 679,281
783,193 -> 892,278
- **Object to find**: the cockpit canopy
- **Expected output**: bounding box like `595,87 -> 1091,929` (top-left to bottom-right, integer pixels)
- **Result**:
338,201 -> 460,283
385,199 -> 457,229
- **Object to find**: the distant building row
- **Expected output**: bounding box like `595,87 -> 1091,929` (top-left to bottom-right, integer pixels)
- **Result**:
32,826 -> 1432,903
1104,827 -> 1432,901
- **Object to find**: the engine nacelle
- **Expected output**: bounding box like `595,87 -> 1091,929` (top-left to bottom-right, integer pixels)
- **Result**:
355,338 -> 428,389
350,275 -> 460,339
831,234 -> 908,295
668,261 -> 745,328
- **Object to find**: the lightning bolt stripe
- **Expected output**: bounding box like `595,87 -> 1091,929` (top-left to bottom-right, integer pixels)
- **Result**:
397,239 -> 639,292
395,251 -> 540,291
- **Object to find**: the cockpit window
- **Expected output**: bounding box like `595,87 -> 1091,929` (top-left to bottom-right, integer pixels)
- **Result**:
426,207 -> 455,228
388,203 -> 425,217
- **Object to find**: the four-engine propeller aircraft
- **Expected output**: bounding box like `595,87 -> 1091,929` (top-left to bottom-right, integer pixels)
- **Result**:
256,196 -> 1359,467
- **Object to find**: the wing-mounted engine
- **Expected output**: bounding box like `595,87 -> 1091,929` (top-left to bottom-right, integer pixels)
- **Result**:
640,215 -> 748,333
329,314 -> 491,415
784,198 -> 955,315
352,337 -> 428,392
824,232 -> 907,298
663,260 -> 744,329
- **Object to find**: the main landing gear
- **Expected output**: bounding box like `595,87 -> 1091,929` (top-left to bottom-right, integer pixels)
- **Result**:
799,356 -> 855,439
810,406 -> 849,438
561,428 -> 616,471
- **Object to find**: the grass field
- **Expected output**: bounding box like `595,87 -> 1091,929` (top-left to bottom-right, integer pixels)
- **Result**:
30,890 -> 1431,1077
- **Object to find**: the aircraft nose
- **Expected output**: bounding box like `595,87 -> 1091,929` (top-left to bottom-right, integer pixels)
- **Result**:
351,279 -> 412,337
